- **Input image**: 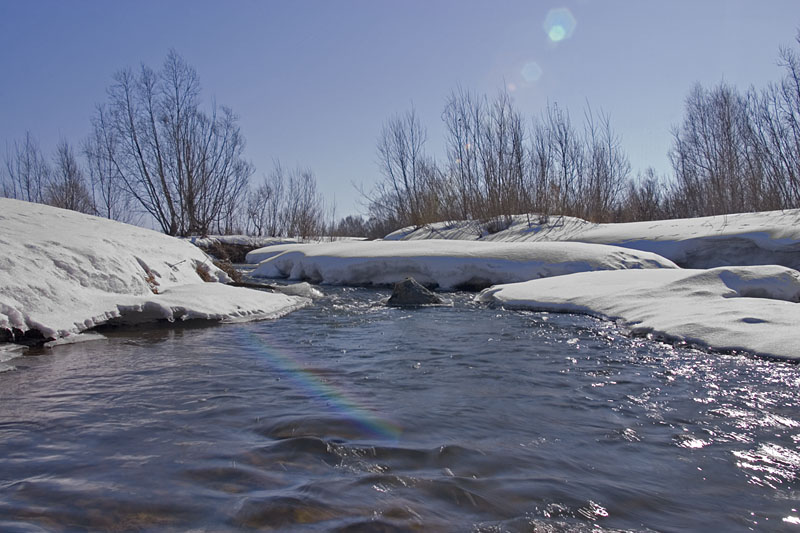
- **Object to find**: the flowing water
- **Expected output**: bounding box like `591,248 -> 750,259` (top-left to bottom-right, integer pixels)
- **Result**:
0,286 -> 798,532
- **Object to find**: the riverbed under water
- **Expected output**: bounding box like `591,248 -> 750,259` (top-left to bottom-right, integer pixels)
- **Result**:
0,286 -> 798,532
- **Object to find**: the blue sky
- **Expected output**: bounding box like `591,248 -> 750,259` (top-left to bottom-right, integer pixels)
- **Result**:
1,1 -> 799,216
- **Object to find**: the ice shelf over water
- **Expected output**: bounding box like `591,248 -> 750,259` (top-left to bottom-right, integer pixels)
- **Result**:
247,239 -> 677,289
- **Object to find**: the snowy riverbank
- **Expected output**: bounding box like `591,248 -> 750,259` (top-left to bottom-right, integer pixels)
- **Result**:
477,265 -> 800,361
245,210 -> 800,360
246,240 -> 677,289
0,199 -> 309,345
386,210 -> 800,270
4,199 -> 798,361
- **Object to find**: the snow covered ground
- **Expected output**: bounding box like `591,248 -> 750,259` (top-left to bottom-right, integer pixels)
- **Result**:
0,199 -> 309,348
6,197 -> 796,363
477,265 -> 800,361
386,210 -> 800,270
248,240 -> 677,289
246,209 -> 800,360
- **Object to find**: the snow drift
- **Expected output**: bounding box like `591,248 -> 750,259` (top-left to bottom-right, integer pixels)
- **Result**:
248,240 -> 677,289
386,210 -> 800,270
0,199 -> 309,342
477,265 -> 800,361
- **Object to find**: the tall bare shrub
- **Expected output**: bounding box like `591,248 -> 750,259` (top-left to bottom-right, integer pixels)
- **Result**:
91,51 -> 253,236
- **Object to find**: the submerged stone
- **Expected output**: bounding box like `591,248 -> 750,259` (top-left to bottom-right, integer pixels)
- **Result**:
387,277 -> 444,307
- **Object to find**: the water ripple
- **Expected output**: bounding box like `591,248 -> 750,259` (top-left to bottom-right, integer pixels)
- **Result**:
0,286 -> 797,531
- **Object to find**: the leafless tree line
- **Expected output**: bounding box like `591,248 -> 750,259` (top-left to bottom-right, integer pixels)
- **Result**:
369,89 -> 631,232
2,133 -> 96,216
2,51 -> 328,238
667,35 -> 800,217
7,37 -> 800,239
245,162 -> 326,239
367,32 -> 800,233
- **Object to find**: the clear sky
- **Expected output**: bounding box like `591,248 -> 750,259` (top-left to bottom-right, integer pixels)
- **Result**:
1,1 -> 799,217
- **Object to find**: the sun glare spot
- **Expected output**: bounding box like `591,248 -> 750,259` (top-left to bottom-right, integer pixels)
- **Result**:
543,8 -> 576,43
549,25 -> 567,42
521,62 -> 543,82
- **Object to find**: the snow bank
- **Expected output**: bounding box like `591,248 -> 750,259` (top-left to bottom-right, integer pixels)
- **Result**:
477,265 -> 800,361
0,199 -> 309,342
246,243 -> 307,264
386,210 -> 800,269
249,240 -> 677,289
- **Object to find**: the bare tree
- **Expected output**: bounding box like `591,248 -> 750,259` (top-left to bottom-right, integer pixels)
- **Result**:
480,89 -> 528,221
247,174 -> 279,237
246,163 -> 287,237
441,89 -> 531,225
85,126 -> 138,222
443,88 -> 485,219
376,106 -> 429,227
581,106 -> 630,222
45,140 -> 94,214
619,167 -> 666,222
246,180 -> 272,237
246,162 -> 324,239
91,50 -> 253,236
749,32 -> 800,209
2,132 -> 49,203
285,167 -> 324,239
669,82 -> 760,216
531,104 -> 586,215
529,114 -> 555,219
332,214 -> 369,237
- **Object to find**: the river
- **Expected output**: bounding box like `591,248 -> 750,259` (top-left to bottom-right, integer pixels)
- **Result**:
0,286 -> 798,532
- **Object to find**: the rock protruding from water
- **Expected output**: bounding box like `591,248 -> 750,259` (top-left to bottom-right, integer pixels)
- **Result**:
387,277 -> 443,306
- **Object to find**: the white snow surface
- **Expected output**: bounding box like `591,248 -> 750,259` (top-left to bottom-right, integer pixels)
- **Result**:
386,210 -> 800,269
249,240 -> 677,289
0,199 -> 309,341
477,265 -> 800,361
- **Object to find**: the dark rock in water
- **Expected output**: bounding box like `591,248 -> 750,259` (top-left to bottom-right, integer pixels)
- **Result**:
387,277 -> 444,306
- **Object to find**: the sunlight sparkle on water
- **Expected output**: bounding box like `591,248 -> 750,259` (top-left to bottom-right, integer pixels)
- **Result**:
543,8 -> 576,43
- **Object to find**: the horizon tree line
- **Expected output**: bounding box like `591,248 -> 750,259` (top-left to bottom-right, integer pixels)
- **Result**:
365,32 -> 800,233
5,34 -> 800,239
1,51 -> 326,238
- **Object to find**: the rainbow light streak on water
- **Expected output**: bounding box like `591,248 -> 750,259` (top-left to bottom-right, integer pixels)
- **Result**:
245,331 -> 403,441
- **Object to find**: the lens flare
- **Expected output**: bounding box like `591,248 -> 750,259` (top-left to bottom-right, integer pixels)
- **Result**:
549,25 -> 566,42
521,61 -> 543,83
543,7 -> 576,43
